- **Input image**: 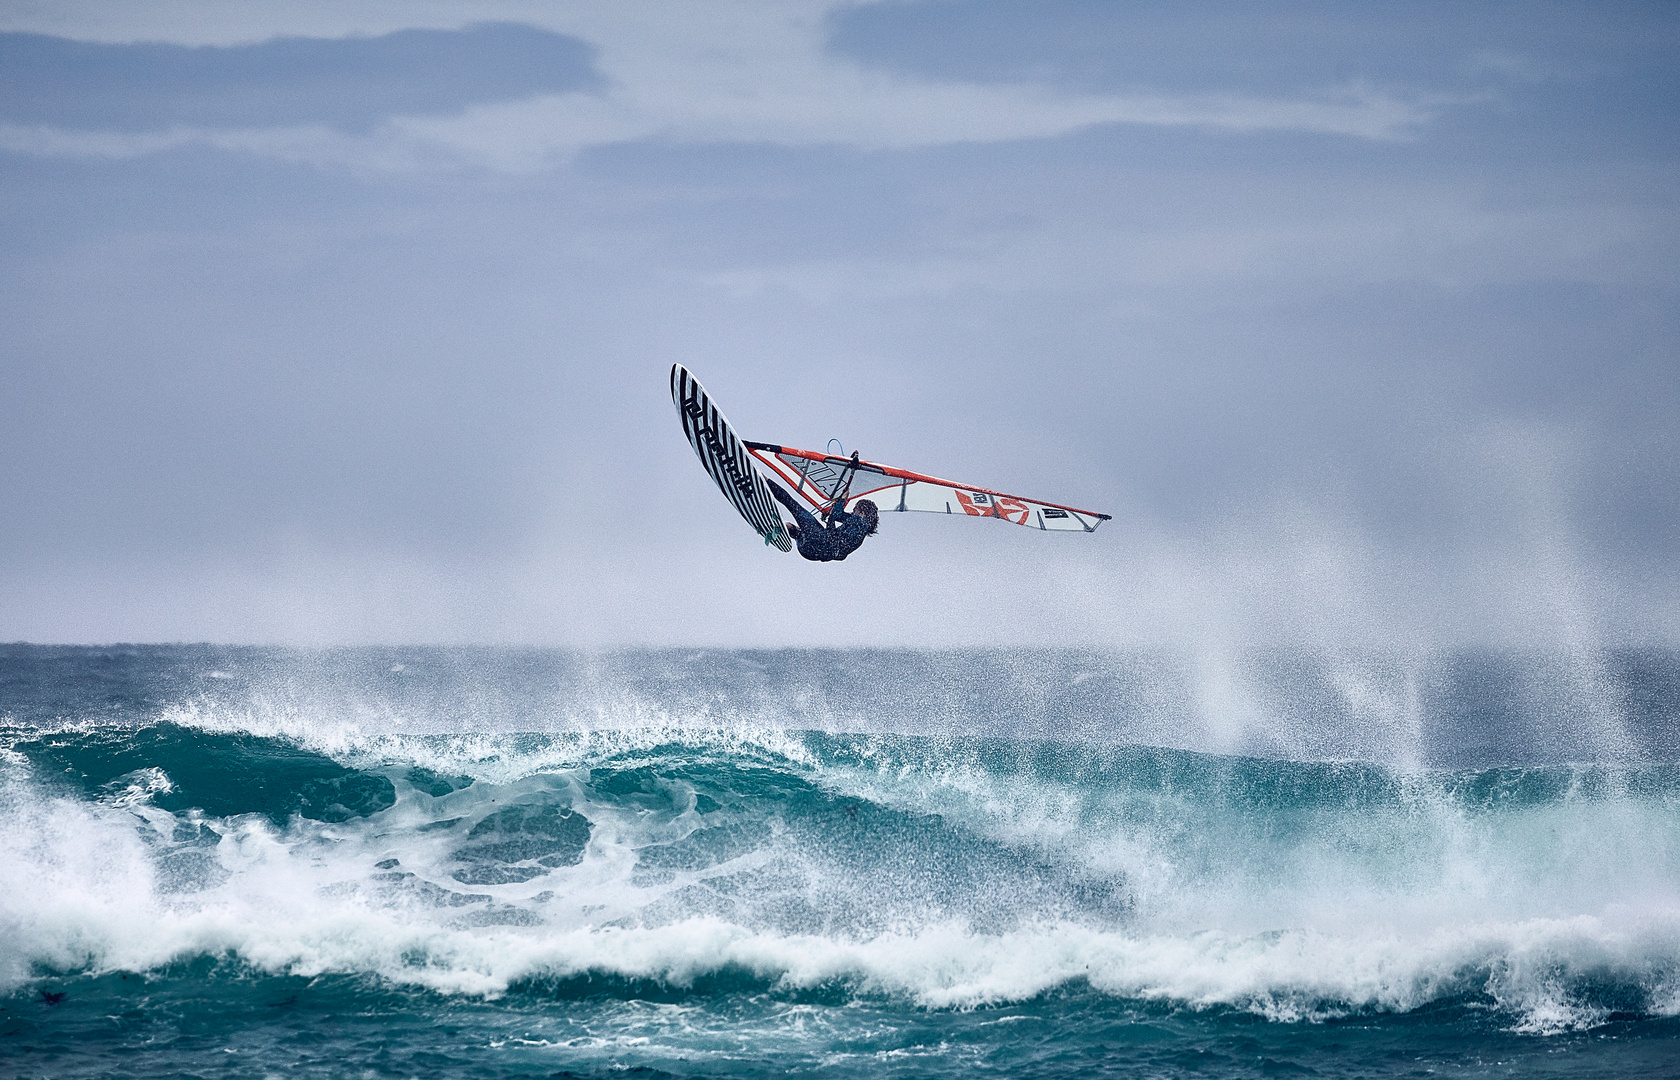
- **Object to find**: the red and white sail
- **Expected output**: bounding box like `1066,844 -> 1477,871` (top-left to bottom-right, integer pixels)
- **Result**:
743,442 -> 1110,534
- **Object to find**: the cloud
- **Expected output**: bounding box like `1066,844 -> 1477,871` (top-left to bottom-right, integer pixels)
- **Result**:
0,24 -> 600,131
0,1 -> 1442,173
694,186 -> 1678,303
0,121 -> 427,171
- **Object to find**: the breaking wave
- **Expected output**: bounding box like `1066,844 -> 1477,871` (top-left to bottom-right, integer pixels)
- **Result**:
5,713 -> 1678,1035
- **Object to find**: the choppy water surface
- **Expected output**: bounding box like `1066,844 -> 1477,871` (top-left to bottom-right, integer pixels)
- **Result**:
2,644 -> 1678,1078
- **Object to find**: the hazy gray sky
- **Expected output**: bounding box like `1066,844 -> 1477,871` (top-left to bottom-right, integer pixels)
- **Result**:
2,1 -> 1676,646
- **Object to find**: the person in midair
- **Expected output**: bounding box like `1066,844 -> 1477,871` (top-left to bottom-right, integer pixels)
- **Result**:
767,479 -> 878,562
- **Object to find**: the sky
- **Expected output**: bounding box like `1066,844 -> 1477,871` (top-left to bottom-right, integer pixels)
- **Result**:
1,0 -> 1677,648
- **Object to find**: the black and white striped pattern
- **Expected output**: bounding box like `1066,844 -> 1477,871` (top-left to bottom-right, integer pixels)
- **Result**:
671,365 -> 792,552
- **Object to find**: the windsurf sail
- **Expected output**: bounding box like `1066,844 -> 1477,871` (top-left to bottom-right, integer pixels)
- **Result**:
742,441 -> 1111,533
671,365 -> 792,551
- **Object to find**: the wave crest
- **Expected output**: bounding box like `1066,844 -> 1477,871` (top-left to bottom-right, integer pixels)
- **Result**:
3,723 -> 1678,1033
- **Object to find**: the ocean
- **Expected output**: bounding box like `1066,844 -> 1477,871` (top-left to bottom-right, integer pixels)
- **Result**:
2,643 -> 1678,1078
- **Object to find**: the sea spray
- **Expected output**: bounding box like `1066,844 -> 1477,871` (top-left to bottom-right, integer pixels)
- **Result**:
2,645 -> 1677,1078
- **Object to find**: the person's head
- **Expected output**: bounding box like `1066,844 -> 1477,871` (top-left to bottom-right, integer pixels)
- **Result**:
855,500 -> 880,535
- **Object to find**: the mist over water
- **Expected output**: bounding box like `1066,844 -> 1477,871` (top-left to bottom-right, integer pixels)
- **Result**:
9,643 -> 1670,765
2,644 -> 1677,1078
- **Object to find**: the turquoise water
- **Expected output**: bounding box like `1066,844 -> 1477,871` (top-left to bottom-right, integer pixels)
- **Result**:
2,645 -> 1678,1078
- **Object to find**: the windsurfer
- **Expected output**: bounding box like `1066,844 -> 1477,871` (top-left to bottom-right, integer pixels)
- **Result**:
768,480 -> 878,562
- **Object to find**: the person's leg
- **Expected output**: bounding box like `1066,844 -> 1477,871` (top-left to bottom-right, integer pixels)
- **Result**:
770,482 -> 822,534
768,479 -> 800,512
768,481 -> 830,560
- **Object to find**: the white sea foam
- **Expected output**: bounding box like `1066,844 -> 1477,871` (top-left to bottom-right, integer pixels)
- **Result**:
3,725 -> 1677,1037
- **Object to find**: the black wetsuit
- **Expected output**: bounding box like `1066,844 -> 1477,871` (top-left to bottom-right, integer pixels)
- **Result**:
770,482 -> 870,562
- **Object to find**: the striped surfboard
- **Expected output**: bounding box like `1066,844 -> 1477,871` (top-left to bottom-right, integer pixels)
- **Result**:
671,365 -> 793,552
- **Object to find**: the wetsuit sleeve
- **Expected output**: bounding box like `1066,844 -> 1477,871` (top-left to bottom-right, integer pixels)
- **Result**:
828,507 -> 869,558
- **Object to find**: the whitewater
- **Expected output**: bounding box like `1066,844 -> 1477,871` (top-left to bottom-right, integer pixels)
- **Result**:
2,644 -> 1677,1078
